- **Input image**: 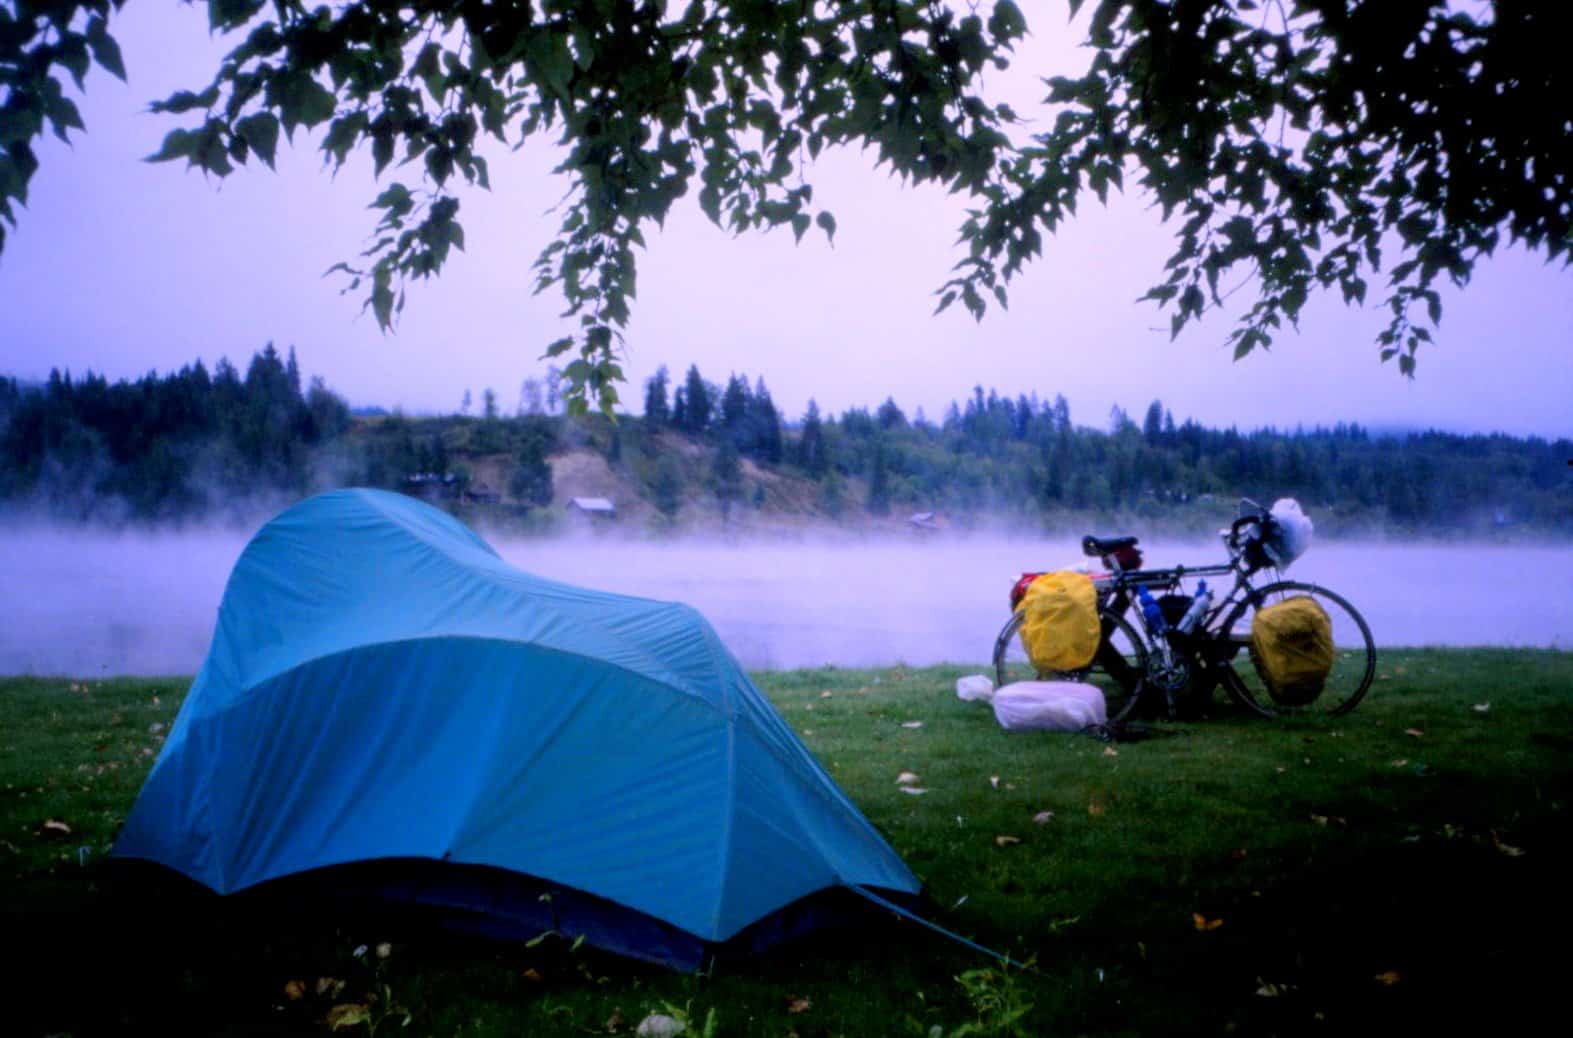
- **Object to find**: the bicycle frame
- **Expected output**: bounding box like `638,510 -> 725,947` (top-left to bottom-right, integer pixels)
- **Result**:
1093,509 -> 1282,646
997,506 -> 1377,720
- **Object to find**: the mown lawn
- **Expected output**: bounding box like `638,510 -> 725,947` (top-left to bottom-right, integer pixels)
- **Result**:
4,650 -> 1571,1036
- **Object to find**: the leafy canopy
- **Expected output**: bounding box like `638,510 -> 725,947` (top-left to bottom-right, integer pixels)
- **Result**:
2,1 -> 1568,408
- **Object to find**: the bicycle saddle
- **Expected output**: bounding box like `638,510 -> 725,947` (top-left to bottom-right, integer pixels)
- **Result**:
1082,535 -> 1139,558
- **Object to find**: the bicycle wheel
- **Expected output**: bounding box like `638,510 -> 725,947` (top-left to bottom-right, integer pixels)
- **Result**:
992,607 -> 1151,724
1215,581 -> 1377,718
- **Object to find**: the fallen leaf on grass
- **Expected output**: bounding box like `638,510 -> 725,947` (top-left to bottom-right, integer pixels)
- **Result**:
1193,913 -> 1224,932
896,771 -> 919,785
1391,759 -> 1409,768
1405,728 -> 1424,738
1087,801 -> 1105,817
995,835 -> 1021,847
327,1004 -> 372,1031
1311,814 -> 1328,826
1472,703 -> 1490,714
819,690 -> 832,699
1032,811 -> 1055,825
41,819 -> 71,835
785,995 -> 812,1014
523,968 -> 543,982
899,787 -> 929,795
1491,831 -> 1526,857
1103,747 -> 1118,757
901,721 -> 923,729
1374,970 -> 1402,986
283,979 -> 306,1001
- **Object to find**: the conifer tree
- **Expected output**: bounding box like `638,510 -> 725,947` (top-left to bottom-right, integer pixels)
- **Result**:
643,366 -> 670,428
683,365 -> 712,435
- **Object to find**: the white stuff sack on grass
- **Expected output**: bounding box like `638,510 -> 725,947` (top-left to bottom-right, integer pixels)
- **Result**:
1266,498 -> 1314,568
956,674 -> 996,702
992,681 -> 1107,732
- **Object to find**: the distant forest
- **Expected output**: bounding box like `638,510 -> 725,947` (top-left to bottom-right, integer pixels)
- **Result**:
0,346 -> 351,519
1,348 -> 1569,534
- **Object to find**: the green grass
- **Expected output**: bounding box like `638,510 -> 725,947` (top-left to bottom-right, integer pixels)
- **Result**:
4,651 -> 1572,1036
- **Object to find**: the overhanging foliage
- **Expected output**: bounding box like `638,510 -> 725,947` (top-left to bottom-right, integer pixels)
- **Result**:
2,1 -> 1568,407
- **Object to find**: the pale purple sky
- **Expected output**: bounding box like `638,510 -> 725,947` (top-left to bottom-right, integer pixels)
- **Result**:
2,5 -> 1570,436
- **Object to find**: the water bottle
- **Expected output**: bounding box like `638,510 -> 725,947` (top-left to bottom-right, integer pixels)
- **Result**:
1175,581 -> 1213,635
1136,585 -> 1167,636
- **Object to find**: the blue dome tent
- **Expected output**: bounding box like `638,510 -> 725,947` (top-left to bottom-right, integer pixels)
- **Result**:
114,488 -> 919,968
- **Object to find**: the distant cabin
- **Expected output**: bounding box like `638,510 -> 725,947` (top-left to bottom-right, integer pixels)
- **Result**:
569,496 -> 617,519
403,472 -> 457,502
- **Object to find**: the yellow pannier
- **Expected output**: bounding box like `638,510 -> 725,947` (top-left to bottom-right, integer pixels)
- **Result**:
1250,596 -> 1334,705
1017,571 -> 1100,674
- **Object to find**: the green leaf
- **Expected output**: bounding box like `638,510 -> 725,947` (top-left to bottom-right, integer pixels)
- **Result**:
44,91 -> 85,142
235,112 -> 279,168
529,32 -> 574,101
209,0 -> 265,33
816,210 -> 836,244
368,127 -> 394,174
988,0 -> 1028,43
279,73 -> 337,133
371,276 -> 395,330
86,17 -> 127,81
370,182 -> 413,215
57,35 -> 90,89
326,1004 -> 372,1031
151,87 -> 220,115
145,128 -> 198,164
323,111 -> 367,167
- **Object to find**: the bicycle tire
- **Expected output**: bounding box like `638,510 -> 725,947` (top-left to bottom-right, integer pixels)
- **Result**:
992,607 -> 1151,724
1213,581 -> 1377,718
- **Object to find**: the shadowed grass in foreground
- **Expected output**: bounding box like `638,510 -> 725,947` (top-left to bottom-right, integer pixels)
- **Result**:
3,650 -> 1571,1036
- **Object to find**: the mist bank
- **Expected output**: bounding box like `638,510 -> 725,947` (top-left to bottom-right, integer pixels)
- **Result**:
3,526 -> 1569,678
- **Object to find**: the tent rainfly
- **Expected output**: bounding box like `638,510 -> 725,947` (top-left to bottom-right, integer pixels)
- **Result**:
113,488 -> 919,968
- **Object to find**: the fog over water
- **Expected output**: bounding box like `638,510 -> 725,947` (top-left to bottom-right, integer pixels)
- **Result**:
3,526 -> 1570,677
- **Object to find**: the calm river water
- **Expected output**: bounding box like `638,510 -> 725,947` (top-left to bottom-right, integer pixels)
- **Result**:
3,526 -> 1570,677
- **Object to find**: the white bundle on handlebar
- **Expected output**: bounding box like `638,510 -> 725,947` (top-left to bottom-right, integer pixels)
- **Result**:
1265,498 -> 1314,568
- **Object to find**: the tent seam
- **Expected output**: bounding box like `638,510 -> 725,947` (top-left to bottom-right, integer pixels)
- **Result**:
197,634 -> 727,725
